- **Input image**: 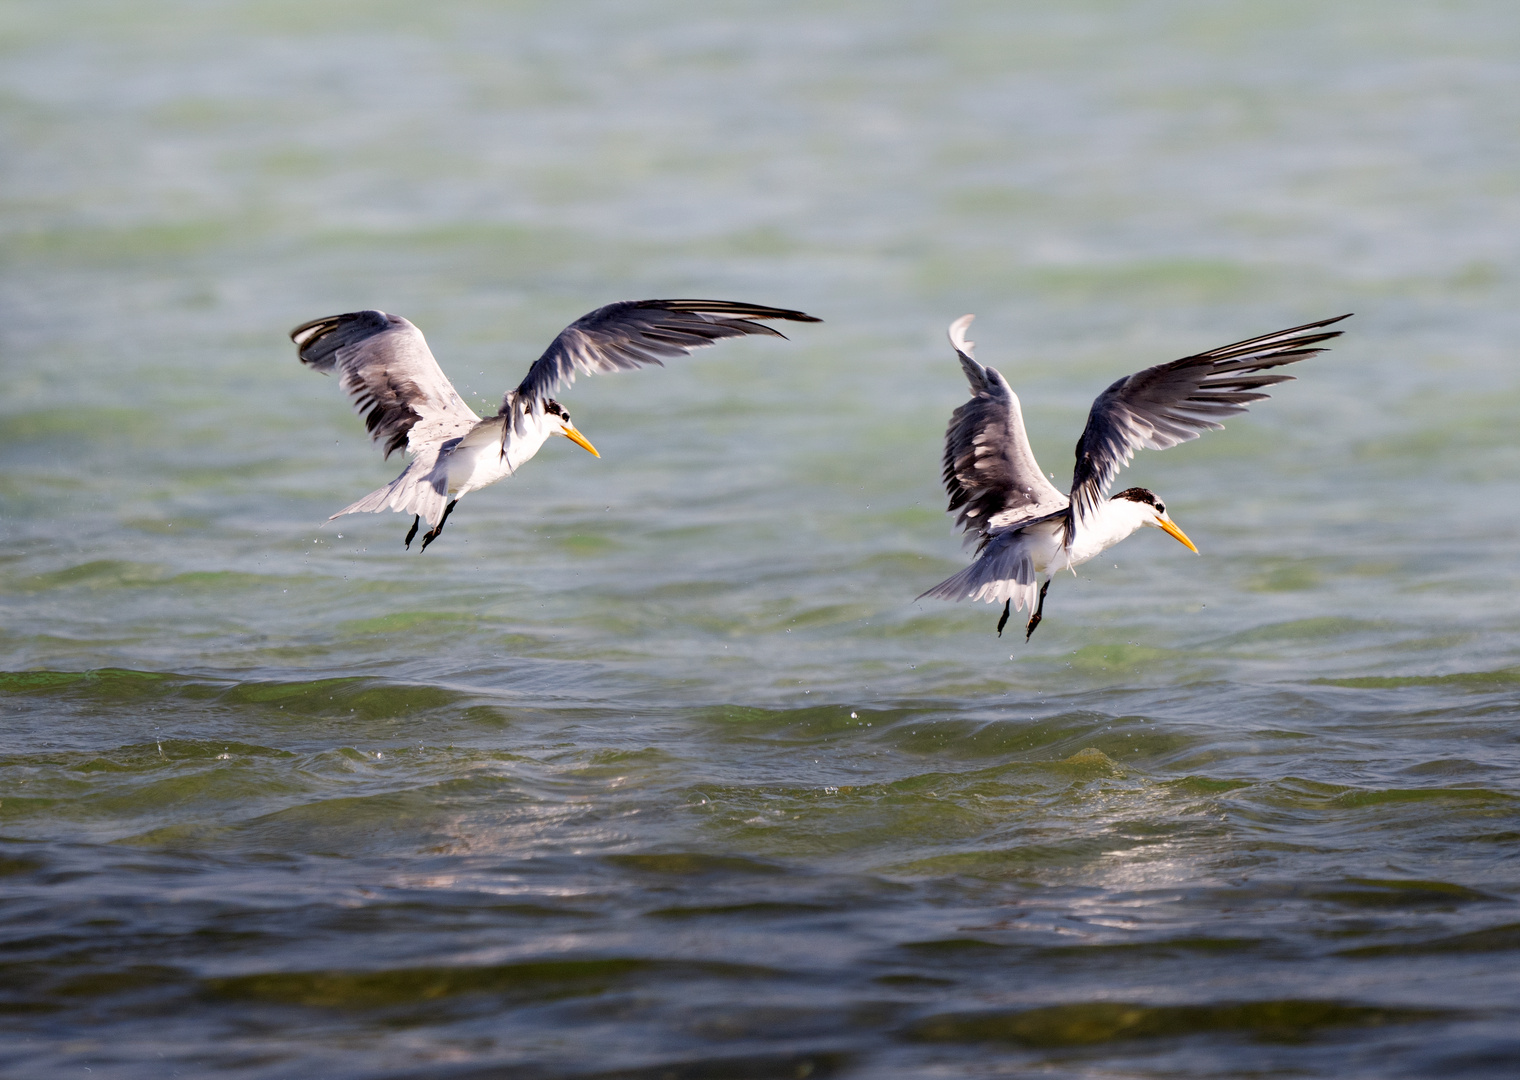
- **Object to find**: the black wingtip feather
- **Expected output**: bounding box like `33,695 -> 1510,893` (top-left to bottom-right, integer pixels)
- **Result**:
644,299 -> 823,323
1197,315 -> 1351,364
289,310 -> 391,371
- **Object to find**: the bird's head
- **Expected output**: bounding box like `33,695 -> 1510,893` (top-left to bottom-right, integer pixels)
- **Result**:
543,399 -> 599,458
1111,487 -> 1198,553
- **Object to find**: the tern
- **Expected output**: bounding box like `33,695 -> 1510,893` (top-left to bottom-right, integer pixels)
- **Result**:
291,299 -> 820,550
919,313 -> 1349,639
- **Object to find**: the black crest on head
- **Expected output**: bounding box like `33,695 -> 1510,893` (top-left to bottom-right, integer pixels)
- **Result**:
1112,487 -> 1163,513
543,399 -> 569,420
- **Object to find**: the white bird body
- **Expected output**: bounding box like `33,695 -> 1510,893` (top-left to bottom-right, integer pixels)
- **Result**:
1050,498 -> 1156,571
441,403 -> 558,498
920,312 -> 1349,638
291,300 -> 819,550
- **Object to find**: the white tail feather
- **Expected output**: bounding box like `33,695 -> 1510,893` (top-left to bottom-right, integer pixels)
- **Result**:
920,562 -> 1039,612
917,530 -> 1040,613
329,454 -> 450,526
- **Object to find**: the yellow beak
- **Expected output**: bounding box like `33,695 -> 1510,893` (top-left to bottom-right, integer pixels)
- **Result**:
1157,515 -> 1199,553
559,421 -> 600,458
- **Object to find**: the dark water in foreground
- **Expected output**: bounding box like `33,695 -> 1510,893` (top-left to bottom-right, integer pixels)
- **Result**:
4,2 -> 1520,1076
6,669 -> 1520,1077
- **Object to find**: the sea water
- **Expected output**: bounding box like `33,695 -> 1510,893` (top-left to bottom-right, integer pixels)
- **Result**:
3,2 -> 1519,1076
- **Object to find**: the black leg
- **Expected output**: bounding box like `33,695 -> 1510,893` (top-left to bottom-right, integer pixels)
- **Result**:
403,515 -> 421,549
995,599 -> 1011,637
418,499 -> 458,553
1025,579 -> 1052,641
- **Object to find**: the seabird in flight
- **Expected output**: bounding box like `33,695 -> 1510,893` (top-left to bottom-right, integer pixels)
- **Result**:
291,299 -> 820,550
919,313 -> 1350,638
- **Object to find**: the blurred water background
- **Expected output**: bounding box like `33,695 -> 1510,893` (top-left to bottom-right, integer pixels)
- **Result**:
4,1 -> 1520,1076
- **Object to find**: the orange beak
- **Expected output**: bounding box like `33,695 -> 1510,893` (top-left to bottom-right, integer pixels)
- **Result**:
1157,515 -> 1198,553
559,421 -> 600,458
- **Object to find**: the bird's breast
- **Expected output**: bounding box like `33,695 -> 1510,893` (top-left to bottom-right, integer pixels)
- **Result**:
441,416 -> 554,496
1059,510 -> 1145,570
443,442 -> 509,496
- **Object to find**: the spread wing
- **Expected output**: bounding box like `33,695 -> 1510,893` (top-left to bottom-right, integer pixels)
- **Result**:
291,310 -> 480,458
1068,314 -> 1350,528
940,315 -> 1069,548
503,298 -> 821,432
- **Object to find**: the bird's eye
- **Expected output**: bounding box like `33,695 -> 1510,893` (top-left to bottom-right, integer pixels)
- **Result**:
1157,503 -> 1165,514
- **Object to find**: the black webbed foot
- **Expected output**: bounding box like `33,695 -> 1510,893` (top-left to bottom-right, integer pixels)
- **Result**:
995,599 -> 1011,637
1024,579 -> 1052,641
404,515 -> 421,549
417,499 -> 458,553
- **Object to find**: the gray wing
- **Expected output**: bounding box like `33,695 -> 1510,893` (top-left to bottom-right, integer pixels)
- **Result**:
291,310 -> 480,458
504,298 -> 820,430
1068,314 -> 1350,527
940,315 -> 1069,548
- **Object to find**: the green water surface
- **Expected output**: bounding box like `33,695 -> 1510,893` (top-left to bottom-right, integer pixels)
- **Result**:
3,2 -> 1519,1077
